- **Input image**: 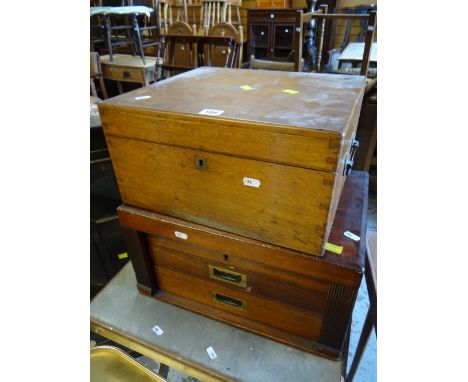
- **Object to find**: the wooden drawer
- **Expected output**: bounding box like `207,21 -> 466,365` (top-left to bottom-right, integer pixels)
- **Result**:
102,65 -> 145,84
248,9 -> 297,22
148,242 -> 328,313
154,267 -> 322,341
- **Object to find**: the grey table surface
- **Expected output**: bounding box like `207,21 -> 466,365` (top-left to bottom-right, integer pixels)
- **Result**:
91,263 -> 343,382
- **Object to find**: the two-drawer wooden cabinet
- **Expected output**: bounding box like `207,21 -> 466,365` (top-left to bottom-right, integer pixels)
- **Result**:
247,8 -> 302,61
117,171 -> 369,360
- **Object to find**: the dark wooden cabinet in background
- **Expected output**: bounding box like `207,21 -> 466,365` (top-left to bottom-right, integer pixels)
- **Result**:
248,9 -> 301,61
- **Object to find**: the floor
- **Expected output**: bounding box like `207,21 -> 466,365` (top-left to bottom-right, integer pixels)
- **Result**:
135,191 -> 378,382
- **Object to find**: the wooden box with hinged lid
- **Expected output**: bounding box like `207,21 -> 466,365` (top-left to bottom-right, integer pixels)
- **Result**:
99,67 -> 365,256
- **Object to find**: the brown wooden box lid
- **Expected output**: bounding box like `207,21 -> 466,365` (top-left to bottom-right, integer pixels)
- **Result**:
99,68 -> 366,172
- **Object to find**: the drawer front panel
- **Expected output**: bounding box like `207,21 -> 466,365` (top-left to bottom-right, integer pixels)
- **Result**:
108,136 -> 334,255
154,267 -> 322,340
148,235 -> 332,290
102,65 -> 144,83
149,243 -> 328,313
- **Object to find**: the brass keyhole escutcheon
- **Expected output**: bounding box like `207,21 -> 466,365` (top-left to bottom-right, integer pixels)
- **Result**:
195,157 -> 207,170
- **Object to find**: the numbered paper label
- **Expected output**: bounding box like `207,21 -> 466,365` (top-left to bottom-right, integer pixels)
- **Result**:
199,108 -> 224,116
243,177 -> 261,188
152,325 -> 163,336
175,231 -> 188,240
206,346 -> 217,360
344,231 -> 360,241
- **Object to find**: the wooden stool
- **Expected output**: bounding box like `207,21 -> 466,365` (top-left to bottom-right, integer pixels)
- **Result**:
346,230 -> 377,382
103,4 -> 160,65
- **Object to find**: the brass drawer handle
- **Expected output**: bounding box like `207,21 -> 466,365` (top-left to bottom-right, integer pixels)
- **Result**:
209,265 -> 247,287
212,292 -> 246,310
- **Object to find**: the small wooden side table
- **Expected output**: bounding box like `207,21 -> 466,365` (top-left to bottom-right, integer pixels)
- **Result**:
100,54 -> 159,94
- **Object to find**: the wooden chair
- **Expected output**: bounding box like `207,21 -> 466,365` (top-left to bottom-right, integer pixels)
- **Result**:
158,0 -> 170,34
90,52 -> 109,100
250,55 -> 304,72
167,0 -> 188,24
159,21 -> 197,77
345,230 -> 377,382
205,23 -> 241,68
301,8 -> 377,75
200,0 -> 227,34
166,0 -> 203,34
226,0 -> 241,27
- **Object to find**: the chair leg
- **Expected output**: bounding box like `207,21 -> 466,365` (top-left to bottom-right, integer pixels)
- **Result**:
133,15 -> 146,65
104,16 -> 113,63
98,75 -> 108,99
346,308 -> 374,382
125,15 -> 137,57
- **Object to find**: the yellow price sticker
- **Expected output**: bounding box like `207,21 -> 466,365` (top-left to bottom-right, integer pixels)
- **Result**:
325,242 -> 343,255
282,89 -> 299,95
118,252 -> 128,260
240,85 -> 254,91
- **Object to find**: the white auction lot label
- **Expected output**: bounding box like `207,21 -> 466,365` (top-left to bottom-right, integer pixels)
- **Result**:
152,325 -> 163,336
199,109 -> 224,116
243,177 -> 261,188
206,346 -> 217,359
344,231 -> 360,241
175,231 -> 188,240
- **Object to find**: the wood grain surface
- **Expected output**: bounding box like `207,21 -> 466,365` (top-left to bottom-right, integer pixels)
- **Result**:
154,267 -> 323,340
108,135 -> 335,254
149,243 -> 329,312
101,68 -> 366,255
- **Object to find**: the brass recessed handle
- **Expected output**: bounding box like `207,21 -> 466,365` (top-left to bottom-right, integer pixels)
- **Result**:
212,292 -> 246,310
209,265 -> 247,287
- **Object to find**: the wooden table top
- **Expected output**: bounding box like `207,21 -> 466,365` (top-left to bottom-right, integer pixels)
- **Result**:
91,263 -> 345,382
101,67 -> 366,133
339,42 -> 377,63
